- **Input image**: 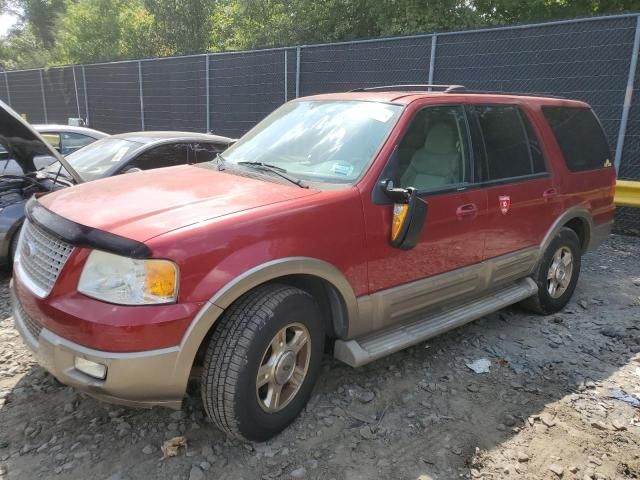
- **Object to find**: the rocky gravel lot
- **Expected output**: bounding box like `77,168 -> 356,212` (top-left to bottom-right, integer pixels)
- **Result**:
1,234 -> 639,480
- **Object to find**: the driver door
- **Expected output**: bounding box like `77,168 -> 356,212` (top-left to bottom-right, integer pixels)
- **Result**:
361,104 -> 488,328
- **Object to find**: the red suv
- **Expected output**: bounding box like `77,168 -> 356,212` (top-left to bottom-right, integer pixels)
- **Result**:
6,87 -> 615,441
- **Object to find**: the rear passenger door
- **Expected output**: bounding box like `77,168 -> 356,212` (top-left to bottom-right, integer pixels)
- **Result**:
469,105 -> 560,260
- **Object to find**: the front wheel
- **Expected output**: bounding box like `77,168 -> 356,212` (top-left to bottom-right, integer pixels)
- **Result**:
521,227 -> 582,315
201,284 -> 324,442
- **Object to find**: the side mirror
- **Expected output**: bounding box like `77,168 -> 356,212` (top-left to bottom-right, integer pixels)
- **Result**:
382,180 -> 428,250
122,167 -> 142,174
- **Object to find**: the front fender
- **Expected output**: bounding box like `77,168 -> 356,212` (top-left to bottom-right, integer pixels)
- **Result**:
171,256 -> 360,389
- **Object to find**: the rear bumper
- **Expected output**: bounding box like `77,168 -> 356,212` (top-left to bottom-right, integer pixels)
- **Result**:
11,281 -> 187,409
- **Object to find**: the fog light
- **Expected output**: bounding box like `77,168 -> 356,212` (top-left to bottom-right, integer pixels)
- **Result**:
74,357 -> 107,380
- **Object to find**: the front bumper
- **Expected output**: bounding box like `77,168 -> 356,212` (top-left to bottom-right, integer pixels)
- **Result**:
11,281 -> 187,409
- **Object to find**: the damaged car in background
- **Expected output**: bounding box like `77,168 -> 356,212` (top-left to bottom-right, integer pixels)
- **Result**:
0,103 -> 233,266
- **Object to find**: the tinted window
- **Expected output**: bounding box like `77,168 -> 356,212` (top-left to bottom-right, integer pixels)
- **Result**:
542,107 -> 611,171
521,114 -> 547,174
49,138 -> 141,181
396,105 -> 470,191
191,142 -> 225,163
60,132 -> 97,155
474,106 -> 541,180
128,143 -> 190,171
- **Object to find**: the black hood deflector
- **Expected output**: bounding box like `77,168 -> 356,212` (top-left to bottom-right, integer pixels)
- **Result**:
26,197 -> 152,259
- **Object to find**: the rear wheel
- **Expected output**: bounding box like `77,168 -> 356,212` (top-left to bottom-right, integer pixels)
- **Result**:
201,284 -> 324,441
521,227 -> 581,314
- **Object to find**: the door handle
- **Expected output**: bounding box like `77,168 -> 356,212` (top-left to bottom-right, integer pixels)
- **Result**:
543,188 -> 558,200
456,203 -> 478,219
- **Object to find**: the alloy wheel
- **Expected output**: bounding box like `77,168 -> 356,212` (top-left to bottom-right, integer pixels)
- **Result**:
547,246 -> 574,298
256,323 -> 311,413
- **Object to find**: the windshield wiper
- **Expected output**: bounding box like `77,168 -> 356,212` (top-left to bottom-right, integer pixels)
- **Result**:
237,161 -> 308,189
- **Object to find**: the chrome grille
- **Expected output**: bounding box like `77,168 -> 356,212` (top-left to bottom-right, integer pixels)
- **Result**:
13,296 -> 43,340
17,220 -> 74,297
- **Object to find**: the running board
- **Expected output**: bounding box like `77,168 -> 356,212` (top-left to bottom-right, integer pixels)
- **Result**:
334,278 -> 537,367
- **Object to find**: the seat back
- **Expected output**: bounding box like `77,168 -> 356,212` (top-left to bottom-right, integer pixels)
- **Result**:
401,122 -> 461,189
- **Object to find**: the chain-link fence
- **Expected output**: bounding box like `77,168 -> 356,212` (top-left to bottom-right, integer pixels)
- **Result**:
1,13 -> 639,230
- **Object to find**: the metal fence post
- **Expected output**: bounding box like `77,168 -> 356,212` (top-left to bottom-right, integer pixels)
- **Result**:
138,60 -> 145,131
82,65 -> 89,124
3,72 -> 11,106
72,66 -> 81,118
614,15 -> 640,172
295,47 -> 301,98
284,49 -> 288,102
205,54 -> 210,132
39,69 -> 48,123
428,33 -> 438,88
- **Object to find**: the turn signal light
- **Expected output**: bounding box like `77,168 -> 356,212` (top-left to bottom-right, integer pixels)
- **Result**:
391,203 -> 409,242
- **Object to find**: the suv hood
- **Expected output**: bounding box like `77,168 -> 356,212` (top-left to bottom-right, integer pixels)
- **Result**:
0,101 -> 82,183
38,165 -> 319,242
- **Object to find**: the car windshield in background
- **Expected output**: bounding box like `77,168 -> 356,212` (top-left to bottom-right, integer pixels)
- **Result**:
222,100 -> 403,184
47,138 -> 141,181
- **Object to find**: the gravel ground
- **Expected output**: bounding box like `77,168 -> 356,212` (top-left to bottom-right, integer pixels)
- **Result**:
0,234 -> 639,480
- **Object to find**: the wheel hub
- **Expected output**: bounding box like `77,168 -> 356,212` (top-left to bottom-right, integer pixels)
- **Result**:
274,350 -> 296,385
547,246 -> 574,299
256,323 -> 311,413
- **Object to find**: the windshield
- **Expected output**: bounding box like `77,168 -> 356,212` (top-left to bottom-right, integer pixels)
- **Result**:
222,100 -> 403,184
46,138 -> 142,181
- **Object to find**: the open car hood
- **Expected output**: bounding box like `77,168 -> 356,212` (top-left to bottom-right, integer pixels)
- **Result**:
0,101 -> 82,183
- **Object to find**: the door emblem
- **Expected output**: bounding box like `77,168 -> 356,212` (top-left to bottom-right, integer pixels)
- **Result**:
499,195 -> 511,215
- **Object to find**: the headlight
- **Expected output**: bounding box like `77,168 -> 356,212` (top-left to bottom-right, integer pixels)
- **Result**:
78,250 -> 178,305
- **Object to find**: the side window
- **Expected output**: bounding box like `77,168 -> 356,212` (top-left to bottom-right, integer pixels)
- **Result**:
190,142 -> 225,163
41,133 -> 61,152
396,105 -> 471,191
127,143 -> 190,171
474,105 -> 541,180
60,133 -> 96,155
542,107 -> 612,171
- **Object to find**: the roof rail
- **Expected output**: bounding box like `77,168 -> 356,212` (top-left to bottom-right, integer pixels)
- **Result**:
454,89 -> 567,100
349,84 -> 465,93
348,85 -> 567,100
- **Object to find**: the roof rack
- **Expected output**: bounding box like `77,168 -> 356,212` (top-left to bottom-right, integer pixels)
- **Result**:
349,84 -> 465,93
454,89 -> 567,100
348,84 -> 566,100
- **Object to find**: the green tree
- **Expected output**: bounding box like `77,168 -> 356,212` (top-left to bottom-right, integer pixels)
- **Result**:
144,0 -> 214,55
22,0 -> 66,49
209,0 -> 486,51
0,24 -> 52,69
54,0 -> 163,64
474,0 -> 640,23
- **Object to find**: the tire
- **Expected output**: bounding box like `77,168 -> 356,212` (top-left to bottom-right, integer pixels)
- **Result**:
521,227 -> 582,315
201,283 -> 325,442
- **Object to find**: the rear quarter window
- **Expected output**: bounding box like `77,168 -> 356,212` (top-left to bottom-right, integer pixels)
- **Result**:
542,107 -> 612,171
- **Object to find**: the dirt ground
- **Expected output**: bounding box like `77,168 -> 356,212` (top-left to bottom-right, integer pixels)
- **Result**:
1,234 -> 639,480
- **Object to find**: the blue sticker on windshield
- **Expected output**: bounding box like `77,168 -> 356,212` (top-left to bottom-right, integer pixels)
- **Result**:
332,163 -> 354,176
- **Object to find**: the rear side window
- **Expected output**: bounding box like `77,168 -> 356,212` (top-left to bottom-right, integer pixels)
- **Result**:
542,107 -> 611,171
128,143 -> 190,171
190,142 -> 226,163
473,105 -> 546,181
